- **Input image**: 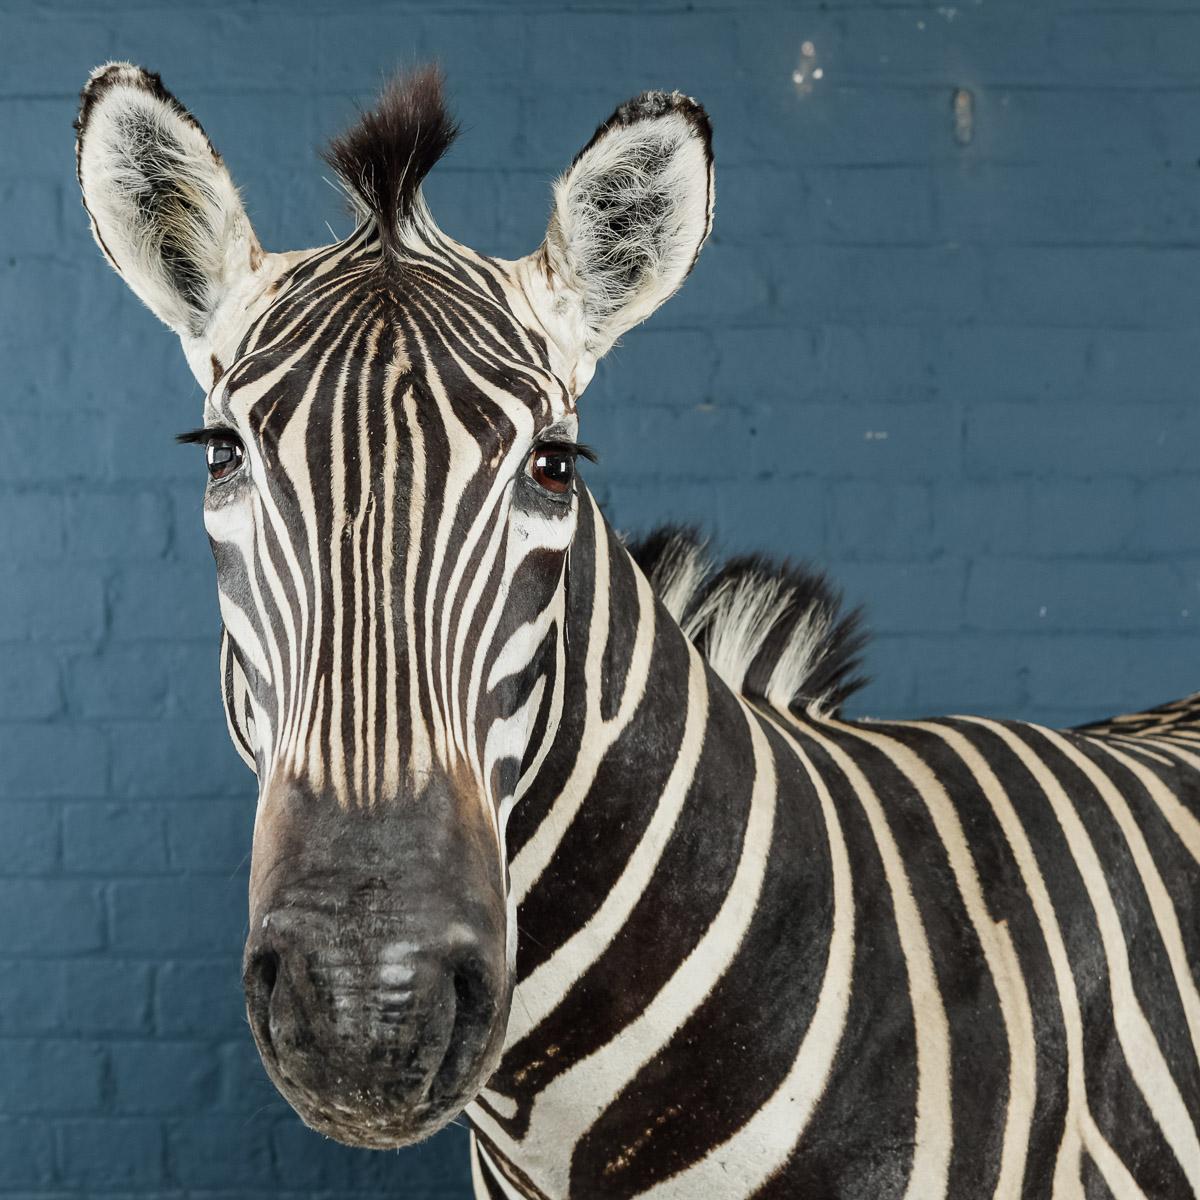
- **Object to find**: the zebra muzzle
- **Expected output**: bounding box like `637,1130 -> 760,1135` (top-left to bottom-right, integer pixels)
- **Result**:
242,778 -> 510,1147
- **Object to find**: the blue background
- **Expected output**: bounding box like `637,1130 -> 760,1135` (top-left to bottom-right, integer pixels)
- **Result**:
3,0 -> 1200,1194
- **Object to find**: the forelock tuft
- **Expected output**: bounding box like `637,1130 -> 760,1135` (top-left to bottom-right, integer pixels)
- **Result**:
322,65 -> 459,254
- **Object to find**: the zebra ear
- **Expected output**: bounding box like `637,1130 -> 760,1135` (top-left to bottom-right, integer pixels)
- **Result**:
75,63 -> 262,368
524,91 -> 714,395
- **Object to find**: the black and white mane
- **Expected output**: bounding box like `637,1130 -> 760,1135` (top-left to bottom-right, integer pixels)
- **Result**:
629,526 -> 867,718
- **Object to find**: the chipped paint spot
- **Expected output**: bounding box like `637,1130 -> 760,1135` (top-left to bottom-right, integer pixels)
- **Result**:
953,88 -> 975,146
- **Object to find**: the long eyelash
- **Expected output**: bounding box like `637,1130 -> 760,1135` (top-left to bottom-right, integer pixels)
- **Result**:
176,426 -> 237,446
538,440 -> 599,463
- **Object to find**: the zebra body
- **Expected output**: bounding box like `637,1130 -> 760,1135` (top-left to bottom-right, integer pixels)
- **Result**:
73,62 -> 1200,1200
465,507 -> 1200,1199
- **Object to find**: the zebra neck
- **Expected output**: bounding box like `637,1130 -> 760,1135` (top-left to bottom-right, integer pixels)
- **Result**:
479,495 -> 830,1179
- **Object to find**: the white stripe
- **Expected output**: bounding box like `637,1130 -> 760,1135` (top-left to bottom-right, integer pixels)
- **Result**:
634,715 -> 854,1198
803,723 -> 952,1200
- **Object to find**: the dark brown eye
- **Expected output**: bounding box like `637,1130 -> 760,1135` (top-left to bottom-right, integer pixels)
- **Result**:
529,446 -> 575,495
206,436 -> 244,482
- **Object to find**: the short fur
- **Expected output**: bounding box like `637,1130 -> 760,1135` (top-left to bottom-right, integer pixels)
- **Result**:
322,65 -> 459,254
628,526 -> 868,717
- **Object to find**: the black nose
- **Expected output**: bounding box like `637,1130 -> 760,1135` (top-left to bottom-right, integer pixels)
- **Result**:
243,896 -> 503,1147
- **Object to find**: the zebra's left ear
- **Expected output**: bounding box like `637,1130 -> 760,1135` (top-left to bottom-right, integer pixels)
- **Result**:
522,91 -> 714,396
75,63 -> 263,380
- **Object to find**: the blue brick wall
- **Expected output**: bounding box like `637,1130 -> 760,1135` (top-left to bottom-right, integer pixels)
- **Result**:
1,0 -> 1199,1195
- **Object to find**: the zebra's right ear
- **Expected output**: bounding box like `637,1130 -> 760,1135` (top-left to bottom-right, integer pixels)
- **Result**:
75,63 -> 262,370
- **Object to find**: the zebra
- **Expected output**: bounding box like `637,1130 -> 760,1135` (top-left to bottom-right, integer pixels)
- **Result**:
74,61 -> 1200,1199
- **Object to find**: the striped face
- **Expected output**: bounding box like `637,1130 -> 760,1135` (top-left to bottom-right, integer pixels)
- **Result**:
77,62 -> 713,1148
208,225 -> 577,828
204,225 -> 580,1144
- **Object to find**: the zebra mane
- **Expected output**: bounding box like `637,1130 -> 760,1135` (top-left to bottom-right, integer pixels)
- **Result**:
322,64 -> 459,254
627,527 -> 868,718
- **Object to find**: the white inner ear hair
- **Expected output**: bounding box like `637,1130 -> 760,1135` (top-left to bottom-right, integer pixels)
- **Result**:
78,65 -> 256,339
549,109 -> 712,359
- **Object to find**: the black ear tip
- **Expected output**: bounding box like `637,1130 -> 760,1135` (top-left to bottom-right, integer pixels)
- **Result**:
573,89 -> 713,171
76,62 -> 170,141
615,90 -> 711,137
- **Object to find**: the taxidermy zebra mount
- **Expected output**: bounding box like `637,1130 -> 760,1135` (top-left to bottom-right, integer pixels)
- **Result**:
76,63 -> 1200,1200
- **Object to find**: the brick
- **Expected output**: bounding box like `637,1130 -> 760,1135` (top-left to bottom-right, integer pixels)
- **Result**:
595,330 -> 719,409
108,877 -> 246,955
936,161 -> 1200,246
57,1119 -> 164,1190
163,643 -> 228,720
965,404 -> 1200,479
155,962 -> 246,1038
165,800 -> 254,872
111,1041 -> 219,1114
602,401 -> 959,485
830,481 -> 933,560
0,880 -> 105,954
0,962 -> 66,1036
108,565 -> 221,641
1085,330 -> 1200,406
1134,478 -> 1200,556
0,566 -> 105,642
64,490 -> 170,560
934,480 -> 1141,559
776,244 -> 986,325
0,180 -> 63,259
718,85 -> 952,168
61,960 -> 153,1035
0,645 -> 60,719
908,635 -> 1029,716
935,328 -> 1091,407
68,646 -> 170,719
109,720 -> 252,798
985,247 -> 1200,330
0,261 -> 83,353
0,801 -> 59,873
965,559 -> 1191,632
63,803 -> 168,873
712,325 -> 939,407
0,1119 -> 55,1187
216,1039 -> 290,1116
168,1115 -> 274,1188
1025,635 -> 1200,713
714,476 -> 827,557
0,492 -> 65,559
976,88 -> 1198,169
0,1040 -> 104,1113
0,412 -> 109,484
659,240 -> 773,325
0,724 -> 108,799
807,165 -> 936,244
833,560 -> 967,634
709,166 -> 810,246
1052,14 -> 1200,83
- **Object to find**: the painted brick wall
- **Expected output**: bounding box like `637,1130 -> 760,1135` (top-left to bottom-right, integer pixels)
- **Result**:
2,0 -> 1199,1195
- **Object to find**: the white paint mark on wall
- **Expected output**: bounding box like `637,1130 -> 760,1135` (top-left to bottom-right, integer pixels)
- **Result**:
792,40 -> 824,94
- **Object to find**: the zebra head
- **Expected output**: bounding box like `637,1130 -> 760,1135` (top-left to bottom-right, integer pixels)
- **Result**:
76,63 -> 713,1146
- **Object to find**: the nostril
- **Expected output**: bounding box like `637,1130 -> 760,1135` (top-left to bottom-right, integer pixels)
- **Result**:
244,948 -> 280,1050
429,956 -> 493,1103
246,948 -> 280,998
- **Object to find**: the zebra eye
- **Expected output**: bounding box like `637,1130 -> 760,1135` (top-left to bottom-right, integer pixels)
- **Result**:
529,446 -> 575,495
206,436 -> 244,482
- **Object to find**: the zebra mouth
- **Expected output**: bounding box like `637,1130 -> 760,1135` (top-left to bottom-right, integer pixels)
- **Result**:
242,914 -> 510,1147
